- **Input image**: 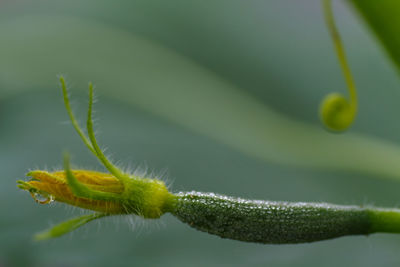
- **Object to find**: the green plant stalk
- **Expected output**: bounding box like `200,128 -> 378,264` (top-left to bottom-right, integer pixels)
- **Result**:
17,77 -> 400,244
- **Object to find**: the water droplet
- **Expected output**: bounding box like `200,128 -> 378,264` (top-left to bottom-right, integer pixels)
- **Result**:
30,192 -> 54,204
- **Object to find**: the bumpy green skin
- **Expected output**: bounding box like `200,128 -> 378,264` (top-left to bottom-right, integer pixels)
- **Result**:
172,191 -> 372,244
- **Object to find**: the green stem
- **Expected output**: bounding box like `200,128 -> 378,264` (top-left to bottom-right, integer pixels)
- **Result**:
368,208 -> 400,234
323,0 -> 358,111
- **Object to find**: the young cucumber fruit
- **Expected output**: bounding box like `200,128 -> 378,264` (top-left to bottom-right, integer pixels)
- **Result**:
172,191 -> 400,244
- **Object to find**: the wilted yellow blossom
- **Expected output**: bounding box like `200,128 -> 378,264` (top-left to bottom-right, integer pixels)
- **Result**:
18,170 -> 126,213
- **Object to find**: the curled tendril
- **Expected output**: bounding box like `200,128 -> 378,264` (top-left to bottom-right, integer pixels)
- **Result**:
319,0 -> 358,132
320,92 -> 356,132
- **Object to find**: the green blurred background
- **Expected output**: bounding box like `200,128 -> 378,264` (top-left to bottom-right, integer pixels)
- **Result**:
2,0 -> 400,266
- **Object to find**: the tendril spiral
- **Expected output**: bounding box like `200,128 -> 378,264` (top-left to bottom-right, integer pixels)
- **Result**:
319,0 -> 358,132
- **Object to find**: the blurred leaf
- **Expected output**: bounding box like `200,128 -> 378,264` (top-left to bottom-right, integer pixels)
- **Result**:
2,15 -> 400,181
350,0 -> 400,72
